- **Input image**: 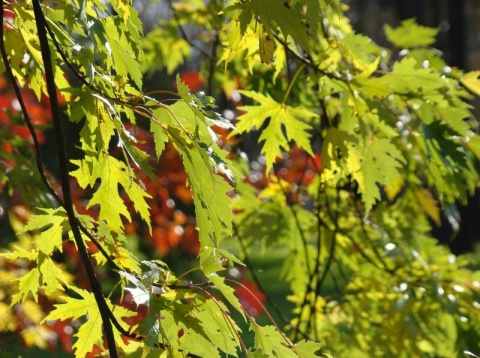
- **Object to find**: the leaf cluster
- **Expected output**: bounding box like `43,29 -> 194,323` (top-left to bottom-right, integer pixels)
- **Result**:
1,0 -> 480,357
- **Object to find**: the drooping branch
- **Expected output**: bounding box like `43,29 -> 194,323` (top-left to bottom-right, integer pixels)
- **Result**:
31,1 -> 118,356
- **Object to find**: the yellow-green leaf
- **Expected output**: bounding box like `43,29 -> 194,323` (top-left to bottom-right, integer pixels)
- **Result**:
236,91 -> 316,173
460,71 -> 480,96
385,19 -> 438,48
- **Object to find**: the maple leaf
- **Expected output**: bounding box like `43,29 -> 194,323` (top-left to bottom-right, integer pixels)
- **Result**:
23,207 -> 68,256
460,71 -> 480,96
227,0 -> 310,50
118,270 -> 151,306
236,91 -> 316,173
38,255 -> 70,295
42,287 -> 104,357
102,16 -> 143,89
151,99 -> 234,247
346,136 -> 405,214
385,19 -> 438,48
250,323 -> 294,358
43,287 -> 135,357
387,57 -> 444,95
195,298 -> 241,355
70,152 -> 151,233
11,268 -> 41,305
293,340 -> 323,357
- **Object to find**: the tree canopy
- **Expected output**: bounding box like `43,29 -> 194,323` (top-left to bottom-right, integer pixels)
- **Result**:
1,0 -> 480,357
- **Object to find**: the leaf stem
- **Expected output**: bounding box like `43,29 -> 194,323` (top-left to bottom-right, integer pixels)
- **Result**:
282,63 -> 306,104
194,285 -> 248,353
225,278 -> 295,349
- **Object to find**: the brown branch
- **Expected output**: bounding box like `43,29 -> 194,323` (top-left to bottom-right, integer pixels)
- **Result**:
31,1 -> 118,356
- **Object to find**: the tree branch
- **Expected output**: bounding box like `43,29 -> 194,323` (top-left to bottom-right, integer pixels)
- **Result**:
0,4 -> 63,207
31,1 -> 118,356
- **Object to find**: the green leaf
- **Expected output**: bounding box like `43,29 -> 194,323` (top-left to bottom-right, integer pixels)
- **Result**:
465,136 -> 480,161
43,287 -> 135,357
259,32 -> 276,64
142,24 -> 190,75
179,330 -> 221,358
388,57 -> 444,94
138,313 -> 161,348
118,270 -> 151,306
385,19 -> 438,48
11,268 -> 41,305
151,100 -> 233,247
209,275 -> 245,318
346,136 -> 405,214
43,287 -> 98,321
44,287 -> 105,357
250,323 -> 293,358
195,298 -> 241,355
294,340 -> 323,357
150,119 -> 169,158
71,152 -> 151,233
38,255 -> 70,295
23,207 -> 68,256
236,91 -> 316,172
247,349 -> 270,357
252,0 -> 309,50
103,16 -> 143,89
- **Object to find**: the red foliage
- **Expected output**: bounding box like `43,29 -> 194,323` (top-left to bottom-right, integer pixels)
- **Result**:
177,71 -> 204,93
0,77 -> 52,146
2,5 -> 15,30
50,320 -> 74,355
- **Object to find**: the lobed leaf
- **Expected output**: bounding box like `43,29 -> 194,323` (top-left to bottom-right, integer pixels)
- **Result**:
236,91 -> 316,173
385,19 -> 438,48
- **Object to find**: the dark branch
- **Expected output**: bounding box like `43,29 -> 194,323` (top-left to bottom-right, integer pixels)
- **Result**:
31,1 -> 118,356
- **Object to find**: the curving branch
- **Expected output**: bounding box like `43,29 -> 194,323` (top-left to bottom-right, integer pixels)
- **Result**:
31,1 -> 118,356
0,4 -> 63,207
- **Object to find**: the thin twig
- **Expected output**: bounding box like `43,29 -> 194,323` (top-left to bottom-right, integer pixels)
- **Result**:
167,0 -> 211,59
193,285 -> 248,353
226,278 -> 296,349
207,31 -> 220,96
76,222 -> 122,271
0,6 -> 63,207
233,222 -> 316,341
273,165 -> 312,274
282,63 -> 306,104
295,172 -> 326,340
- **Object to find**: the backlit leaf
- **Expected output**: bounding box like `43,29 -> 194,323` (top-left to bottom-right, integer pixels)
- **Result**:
346,137 -> 405,214
23,208 -> 68,256
236,91 -> 316,172
250,323 -> 293,358
385,19 -> 438,48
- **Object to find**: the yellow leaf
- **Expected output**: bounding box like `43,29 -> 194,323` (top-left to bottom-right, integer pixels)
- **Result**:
236,91 -> 316,173
413,188 -> 441,226
259,32 -> 276,64
460,71 -> 480,96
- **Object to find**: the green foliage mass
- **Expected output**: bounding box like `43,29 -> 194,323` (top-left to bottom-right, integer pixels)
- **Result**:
1,0 -> 480,357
